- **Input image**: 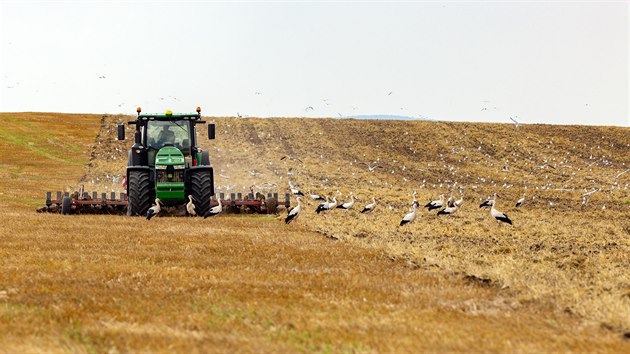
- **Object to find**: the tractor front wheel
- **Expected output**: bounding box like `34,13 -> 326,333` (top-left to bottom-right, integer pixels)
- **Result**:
190,169 -> 213,217
127,169 -> 154,216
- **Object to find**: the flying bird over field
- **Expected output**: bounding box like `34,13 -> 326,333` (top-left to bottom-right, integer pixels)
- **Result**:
146,198 -> 162,220
424,194 -> 444,211
387,91 -> 393,96
359,162 -> 384,173
316,197 -> 337,214
305,106 -> 314,112
336,195 -> 355,210
186,195 -> 196,216
516,194 -> 526,207
285,197 -> 302,224
400,205 -> 417,226
490,199 -> 513,225
204,198 -> 223,218
361,197 -> 377,213
280,155 -> 303,163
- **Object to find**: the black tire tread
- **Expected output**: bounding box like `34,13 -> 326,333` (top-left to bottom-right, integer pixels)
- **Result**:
190,171 -> 213,216
127,170 -> 154,216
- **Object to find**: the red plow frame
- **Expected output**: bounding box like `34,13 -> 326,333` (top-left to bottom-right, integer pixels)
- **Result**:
41,190 -> 290,215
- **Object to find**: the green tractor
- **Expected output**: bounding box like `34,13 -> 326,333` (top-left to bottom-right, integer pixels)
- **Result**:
117,107 -> 215,216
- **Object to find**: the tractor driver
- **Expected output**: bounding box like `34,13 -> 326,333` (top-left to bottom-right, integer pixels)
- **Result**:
157,125 -> 176,146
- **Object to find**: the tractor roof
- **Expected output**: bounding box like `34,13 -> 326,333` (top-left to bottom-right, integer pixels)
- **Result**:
137,112 -> 201,121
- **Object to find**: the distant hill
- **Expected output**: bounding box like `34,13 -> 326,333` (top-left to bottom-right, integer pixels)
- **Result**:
344,114 -> 431,121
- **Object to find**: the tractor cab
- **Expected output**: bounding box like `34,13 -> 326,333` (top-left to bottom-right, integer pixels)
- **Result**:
117,107 -> 216,215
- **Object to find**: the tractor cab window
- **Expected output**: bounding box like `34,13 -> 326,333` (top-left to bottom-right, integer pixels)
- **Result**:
146,120 -> 192,156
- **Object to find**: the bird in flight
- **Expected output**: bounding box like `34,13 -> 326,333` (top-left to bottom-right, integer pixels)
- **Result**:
305,106 -> 314,112
359,162 -> 384,173
387,91 -> 393,96
510,117 -> 520,128
280,155 -> 303,163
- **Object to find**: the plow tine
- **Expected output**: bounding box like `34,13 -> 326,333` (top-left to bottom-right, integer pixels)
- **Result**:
248,193 -> 254,200
93,191 -> 97,200
220,192 -> 225,200
237,193 -> 242,200
57,191 -> 62,200
111,192 -> 116,201
63,191 -> 69,198
46,192 -> 52,207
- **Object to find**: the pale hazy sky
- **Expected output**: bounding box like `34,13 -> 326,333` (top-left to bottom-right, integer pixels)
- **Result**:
1,1 -> 628,126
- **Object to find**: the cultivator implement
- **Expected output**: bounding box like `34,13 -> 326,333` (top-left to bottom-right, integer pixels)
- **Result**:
40,189 -> 290,215
41,189 -> 128,215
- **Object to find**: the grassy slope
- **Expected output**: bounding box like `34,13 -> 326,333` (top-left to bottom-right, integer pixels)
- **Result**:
0,112 -> 629,352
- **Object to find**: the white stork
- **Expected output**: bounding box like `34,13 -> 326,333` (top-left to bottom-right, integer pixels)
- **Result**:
146,198 -> 162,220
424,194 -> 444,211
361,197 -> 377,213
411,190 -> 419,208
490,200 -> 513,225
336,194 -> 355,210
515,194 -> 526,207
186,195 -> 196,216
204,198 -> 223,218
285,197 -> 302,224
399,205 -> 417,226
454,193 -> 464,208
309,193 -> 326,201
479,196 -> 493,208
315,197 -> 337,214
437,205 -> 458,216
288,181 -> 304,196
447,195 -> 455,208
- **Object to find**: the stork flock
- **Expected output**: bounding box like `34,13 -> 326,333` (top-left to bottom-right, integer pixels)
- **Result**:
146,195 -> 223,220
144,182 -> 517,227
285,182 -> 517,227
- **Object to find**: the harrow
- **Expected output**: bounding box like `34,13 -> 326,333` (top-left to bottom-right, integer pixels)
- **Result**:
41,187 -> 290,215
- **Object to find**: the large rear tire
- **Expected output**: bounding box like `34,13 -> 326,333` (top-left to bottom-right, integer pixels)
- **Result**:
190,169 -> 213,217
127,169 -> 154,216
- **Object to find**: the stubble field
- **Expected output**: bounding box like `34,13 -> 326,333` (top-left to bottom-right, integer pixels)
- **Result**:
0,112 -> 629,352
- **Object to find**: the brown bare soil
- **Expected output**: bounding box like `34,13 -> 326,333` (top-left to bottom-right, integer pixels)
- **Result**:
1,112 -> 629,352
